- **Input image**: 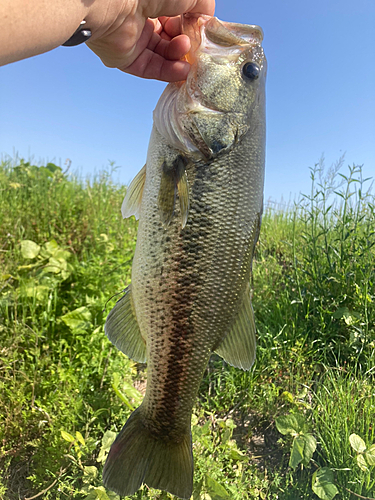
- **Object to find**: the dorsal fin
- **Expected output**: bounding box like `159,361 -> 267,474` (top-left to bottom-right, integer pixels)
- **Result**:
121,165 -> 146,220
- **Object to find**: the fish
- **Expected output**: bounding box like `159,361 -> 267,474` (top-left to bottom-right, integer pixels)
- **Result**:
103,13 -> 267,499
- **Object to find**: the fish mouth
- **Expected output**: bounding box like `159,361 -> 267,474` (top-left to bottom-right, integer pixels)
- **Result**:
182,13 -> 263,64
181,14 -> 264,115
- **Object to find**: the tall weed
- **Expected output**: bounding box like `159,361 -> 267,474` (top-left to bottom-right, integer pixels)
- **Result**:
1,157 -> 374,499
254,159 -> 375,368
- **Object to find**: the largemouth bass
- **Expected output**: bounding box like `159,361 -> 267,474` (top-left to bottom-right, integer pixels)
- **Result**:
103,13 -> 266,499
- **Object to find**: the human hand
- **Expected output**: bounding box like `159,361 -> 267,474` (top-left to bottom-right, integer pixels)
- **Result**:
86,0 -> 215,82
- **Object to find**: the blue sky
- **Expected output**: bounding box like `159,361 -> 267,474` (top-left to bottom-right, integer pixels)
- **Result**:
1,0 -> 374,203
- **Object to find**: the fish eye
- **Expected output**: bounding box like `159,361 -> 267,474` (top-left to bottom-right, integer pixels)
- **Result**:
242,62 -> 260,81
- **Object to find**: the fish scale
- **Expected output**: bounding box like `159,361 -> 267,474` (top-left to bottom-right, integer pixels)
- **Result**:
103,14 -> 266,499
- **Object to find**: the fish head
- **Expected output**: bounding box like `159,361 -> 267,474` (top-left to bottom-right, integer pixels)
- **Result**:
154,15 -> 266,159
183,14 -> 267,158
183,15 -> 266,111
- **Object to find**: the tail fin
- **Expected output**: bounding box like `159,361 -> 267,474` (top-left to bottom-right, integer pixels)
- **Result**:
103,408 -> 193,499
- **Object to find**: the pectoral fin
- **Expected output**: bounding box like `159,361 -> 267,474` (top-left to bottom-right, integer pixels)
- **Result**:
176,162 -> 190,228
158,156 -> 190,229
121,165 -> 146,220
105,285 -> 146,363
214,288 -> 256,370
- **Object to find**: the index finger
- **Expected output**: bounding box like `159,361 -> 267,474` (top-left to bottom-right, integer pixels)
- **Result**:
158,16 -> 182,38
145,0 -> 215,19
186,0 -> 215,16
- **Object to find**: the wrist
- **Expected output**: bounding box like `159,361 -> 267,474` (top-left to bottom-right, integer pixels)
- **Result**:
62,20 -> 91,46
84,0 -> 132,41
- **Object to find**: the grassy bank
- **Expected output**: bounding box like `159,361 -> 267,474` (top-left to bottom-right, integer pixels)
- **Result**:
0,157 -> 374,500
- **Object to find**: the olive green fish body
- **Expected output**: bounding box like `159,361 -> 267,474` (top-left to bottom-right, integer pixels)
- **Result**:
133,122 -> 264,433
103,14 -> 266,499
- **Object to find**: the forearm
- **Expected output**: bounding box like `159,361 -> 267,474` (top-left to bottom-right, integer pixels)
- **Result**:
0,0 -> 133,66
0,0 -> 89,65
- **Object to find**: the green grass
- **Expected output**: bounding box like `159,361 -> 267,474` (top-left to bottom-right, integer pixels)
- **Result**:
0,156 -> 374,500
312,369 -> 375,497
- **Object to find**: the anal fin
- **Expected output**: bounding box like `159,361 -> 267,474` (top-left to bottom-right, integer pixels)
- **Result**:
105,285 -> 146,363
214,288 -> 256,370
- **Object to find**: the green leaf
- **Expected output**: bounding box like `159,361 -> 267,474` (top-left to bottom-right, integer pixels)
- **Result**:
281,391 -> 294,403
111,383 -> 134,410
84,489 -> 102,500
97,431 -> 117,463
349,433 -> 366,453
21,240 -> 41,259
48,257 -> 67,269
111,373 -> 142,408
312,468 -> 338,500
275,413 -> 305,436
9,181 -> 21,188
38,166 -> 54,178
61,270 -> 71,280
24,285 -> 50,300
41,256 -> 69,276
289,435 -> 305,469
53,248 -> 71,261
84,487 -> 112,500
205,475 -> 230,500
76,431 -> 85,446
365,444 -> 375,465
43,265 -> 61,274
333,307 -> 350,319
302,433 -> 317,464
61,306 -> 92,330
105,491 -> 121,500
296,387 -> 308,399
45,239 -> 59,255
225,419 -> 236,430
221,428 -> 232,445
357,453 -> 368,471
193,479 -> 203,500
102,430 -> 117,450
121,380 -> 143,404
229,448 -> 246,461
201,494 -> 212,500
61,430 -> 76,443
85,486 -> 119,500
46,163 -> 62,174
83,466 -> 98,483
